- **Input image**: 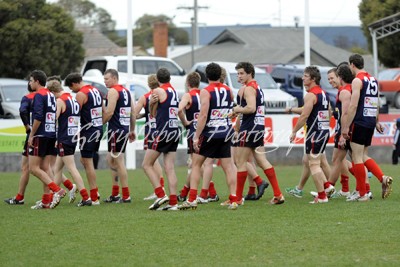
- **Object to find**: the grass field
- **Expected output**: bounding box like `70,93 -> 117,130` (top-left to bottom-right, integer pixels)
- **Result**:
0,164 -> 399,266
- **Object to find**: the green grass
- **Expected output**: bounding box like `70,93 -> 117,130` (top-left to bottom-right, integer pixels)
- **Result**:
0,164 -> 399,266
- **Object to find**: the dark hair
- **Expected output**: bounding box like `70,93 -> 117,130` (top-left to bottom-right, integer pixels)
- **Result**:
186,72 -> 200,88
304,66 -> 321,85
156,68 -> 171,83
104,69 -> 119,80
327,67 -> 337,76
64,73 -> 82,87
337,61 -> 348,68
205,62 -> 221,81
235,62 -> 255,78
337,64 -> 354,84
349,54 -> 364,69
47,75 -> 61,83
30,70 -> 47,86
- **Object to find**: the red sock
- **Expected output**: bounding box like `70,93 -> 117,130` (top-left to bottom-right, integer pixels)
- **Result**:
48,182 -> 61,193
160,177 -> 165,187
42,194 -> 51,205
364,159 -> 384,182
15,194 -> 24,201
247,186 -> 256,195
236,171 -> 248,200
340,175 -> 349,192
318,191 -> 327,199
229,194 -> 238,203
90,189 -> 98,201
188,189 -> 197,202
169,194 -> 177,205
200,189 -> 208,199
63,179 -> 74,191
349,163 -> 355,176
209,181 -> 217,197
80,189 -> 89,201
264,167 -> 282,197
366,183 -> 370,192
353,163 -> 367,196
180,185 -> 190,197
154,186 -> 165,198
253,176 -> 263,186
323,182 -> 331,189
112,185 -> 119,196
122,187 -> 130,200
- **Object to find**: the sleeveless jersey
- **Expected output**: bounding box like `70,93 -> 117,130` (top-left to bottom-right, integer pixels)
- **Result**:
154,83 -> 180,140
238,80 -> 265,133
306,86 -> 330,138
20,92 -> 36,127
57,93 -> 80,145
32,88 -> 56,138
185,89 -> 201,139
79,85 -> 103,136
334,84 -> 351,135
203,82 -> 233,138
106,84 -> 132,134
354,72 -> 378,128
143,91 -> 156,137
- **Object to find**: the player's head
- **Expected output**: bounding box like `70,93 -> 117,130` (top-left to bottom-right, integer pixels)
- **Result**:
205,62 -> 221,82
186,72 -> 201,89
220,67 -> 227,83
104,69 -> 119,88
47,79 -> 63,94
147,74 -> 159,89
156,68 -> 171,83
349,54 -> 364,70
303,66 -> 321,86
64,73 -> 83,87
29,70 -> 47,88
337,64 -> 354,84
235,62 -> 255,78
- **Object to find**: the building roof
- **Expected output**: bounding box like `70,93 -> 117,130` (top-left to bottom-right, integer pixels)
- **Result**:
173,27 -> 375,73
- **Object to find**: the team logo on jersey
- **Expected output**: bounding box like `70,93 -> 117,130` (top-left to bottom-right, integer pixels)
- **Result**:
364,97 -> 378,108
119,107 -> 131,118
169,107 -> 178,118
68,116 -> 80,127
210,108 -> 230,119
318,111 -> 329,121
46,112 -> 55,123
194,112 -> 199,120
256,106 -> 265,115
91,107 -> 102,117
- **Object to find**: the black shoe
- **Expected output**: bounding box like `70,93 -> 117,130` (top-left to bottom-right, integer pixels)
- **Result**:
103,194 -> 121,203
77,199 -> 92,207
115,197 -> 132,203
4,197 -> 24,205
244,194 -> 257,201
256,180 -> 269,200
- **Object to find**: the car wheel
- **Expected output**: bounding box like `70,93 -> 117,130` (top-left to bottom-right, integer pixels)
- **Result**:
4,113 -> 15,119
394,92 -> 400,109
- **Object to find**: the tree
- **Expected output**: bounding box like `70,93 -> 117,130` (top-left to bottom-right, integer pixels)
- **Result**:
0,0 -> 84,79
359,0 -> 400,67
57,0 -> 116,33
133,14 -> 189,48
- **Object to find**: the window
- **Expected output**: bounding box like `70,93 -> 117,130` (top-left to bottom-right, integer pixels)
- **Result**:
2,86 -> 27,102
84,60 -> 107,75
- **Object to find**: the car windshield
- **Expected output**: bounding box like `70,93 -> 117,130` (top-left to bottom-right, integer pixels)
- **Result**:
230,72 -> 278,90
2,85 -> 27,102
118,60 -> 182,76
378,69 -> 400,80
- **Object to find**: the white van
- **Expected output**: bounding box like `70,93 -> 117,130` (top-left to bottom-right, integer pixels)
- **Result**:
81,55 -> 187,97
190,61 -> 298,113
0,78 -> 28,119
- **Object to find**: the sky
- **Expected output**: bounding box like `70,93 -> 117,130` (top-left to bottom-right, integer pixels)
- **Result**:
49,0 -> 363,29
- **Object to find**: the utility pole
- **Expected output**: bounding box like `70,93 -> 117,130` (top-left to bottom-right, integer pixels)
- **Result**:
178,0 -> 208,45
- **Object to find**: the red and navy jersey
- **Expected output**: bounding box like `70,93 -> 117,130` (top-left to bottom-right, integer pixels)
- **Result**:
32,88 -> 56,138
19,92 -> 36,127
354,72 -> 378,128
106,84 -> 132,133
306,86 -> 330,138
335,84 -> 351,135
238,80 -> 265,133
143,91 -> 156,137
203,82 -> 233,138
185,89 -> 201,139
57,93 -> 80,145
79,85 -> 103,136
153,83 -> 180,140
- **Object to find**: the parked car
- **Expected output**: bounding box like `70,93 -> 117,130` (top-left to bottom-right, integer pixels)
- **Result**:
0,78 -> 28,119
190,61 -> 298,113
81,69 -> 149,101
270,64 -> 388,113
81,55 -> 187,97
378,68 -> 400,108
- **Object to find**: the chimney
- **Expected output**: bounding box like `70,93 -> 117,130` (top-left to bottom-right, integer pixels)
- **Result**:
153,21 -> 168,57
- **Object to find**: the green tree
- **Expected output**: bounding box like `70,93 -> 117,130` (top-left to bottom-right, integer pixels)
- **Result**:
359,0 -> 400,67
0,0 -> 84,79
133,14 -> 189,48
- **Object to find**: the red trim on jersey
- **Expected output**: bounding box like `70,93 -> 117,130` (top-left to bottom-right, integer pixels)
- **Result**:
187,89 -> 200,109
26,92 -> 36,99
159,83 -> 174,104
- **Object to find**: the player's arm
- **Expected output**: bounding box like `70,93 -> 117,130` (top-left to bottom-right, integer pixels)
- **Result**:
134,95 -> 145,119
103,88 -> 118,124
75,91 -> 87,109
290,93 -> 314,142
55,98 -> 64,120
342,78 -> 361,136
178,93 -> 191,127
129,96 -> 136,142
193,90 -> 210,142
19,97 -> 31,133
233,86 -> 256,114
287,106 -> 303,115
149,88 -> 162,118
